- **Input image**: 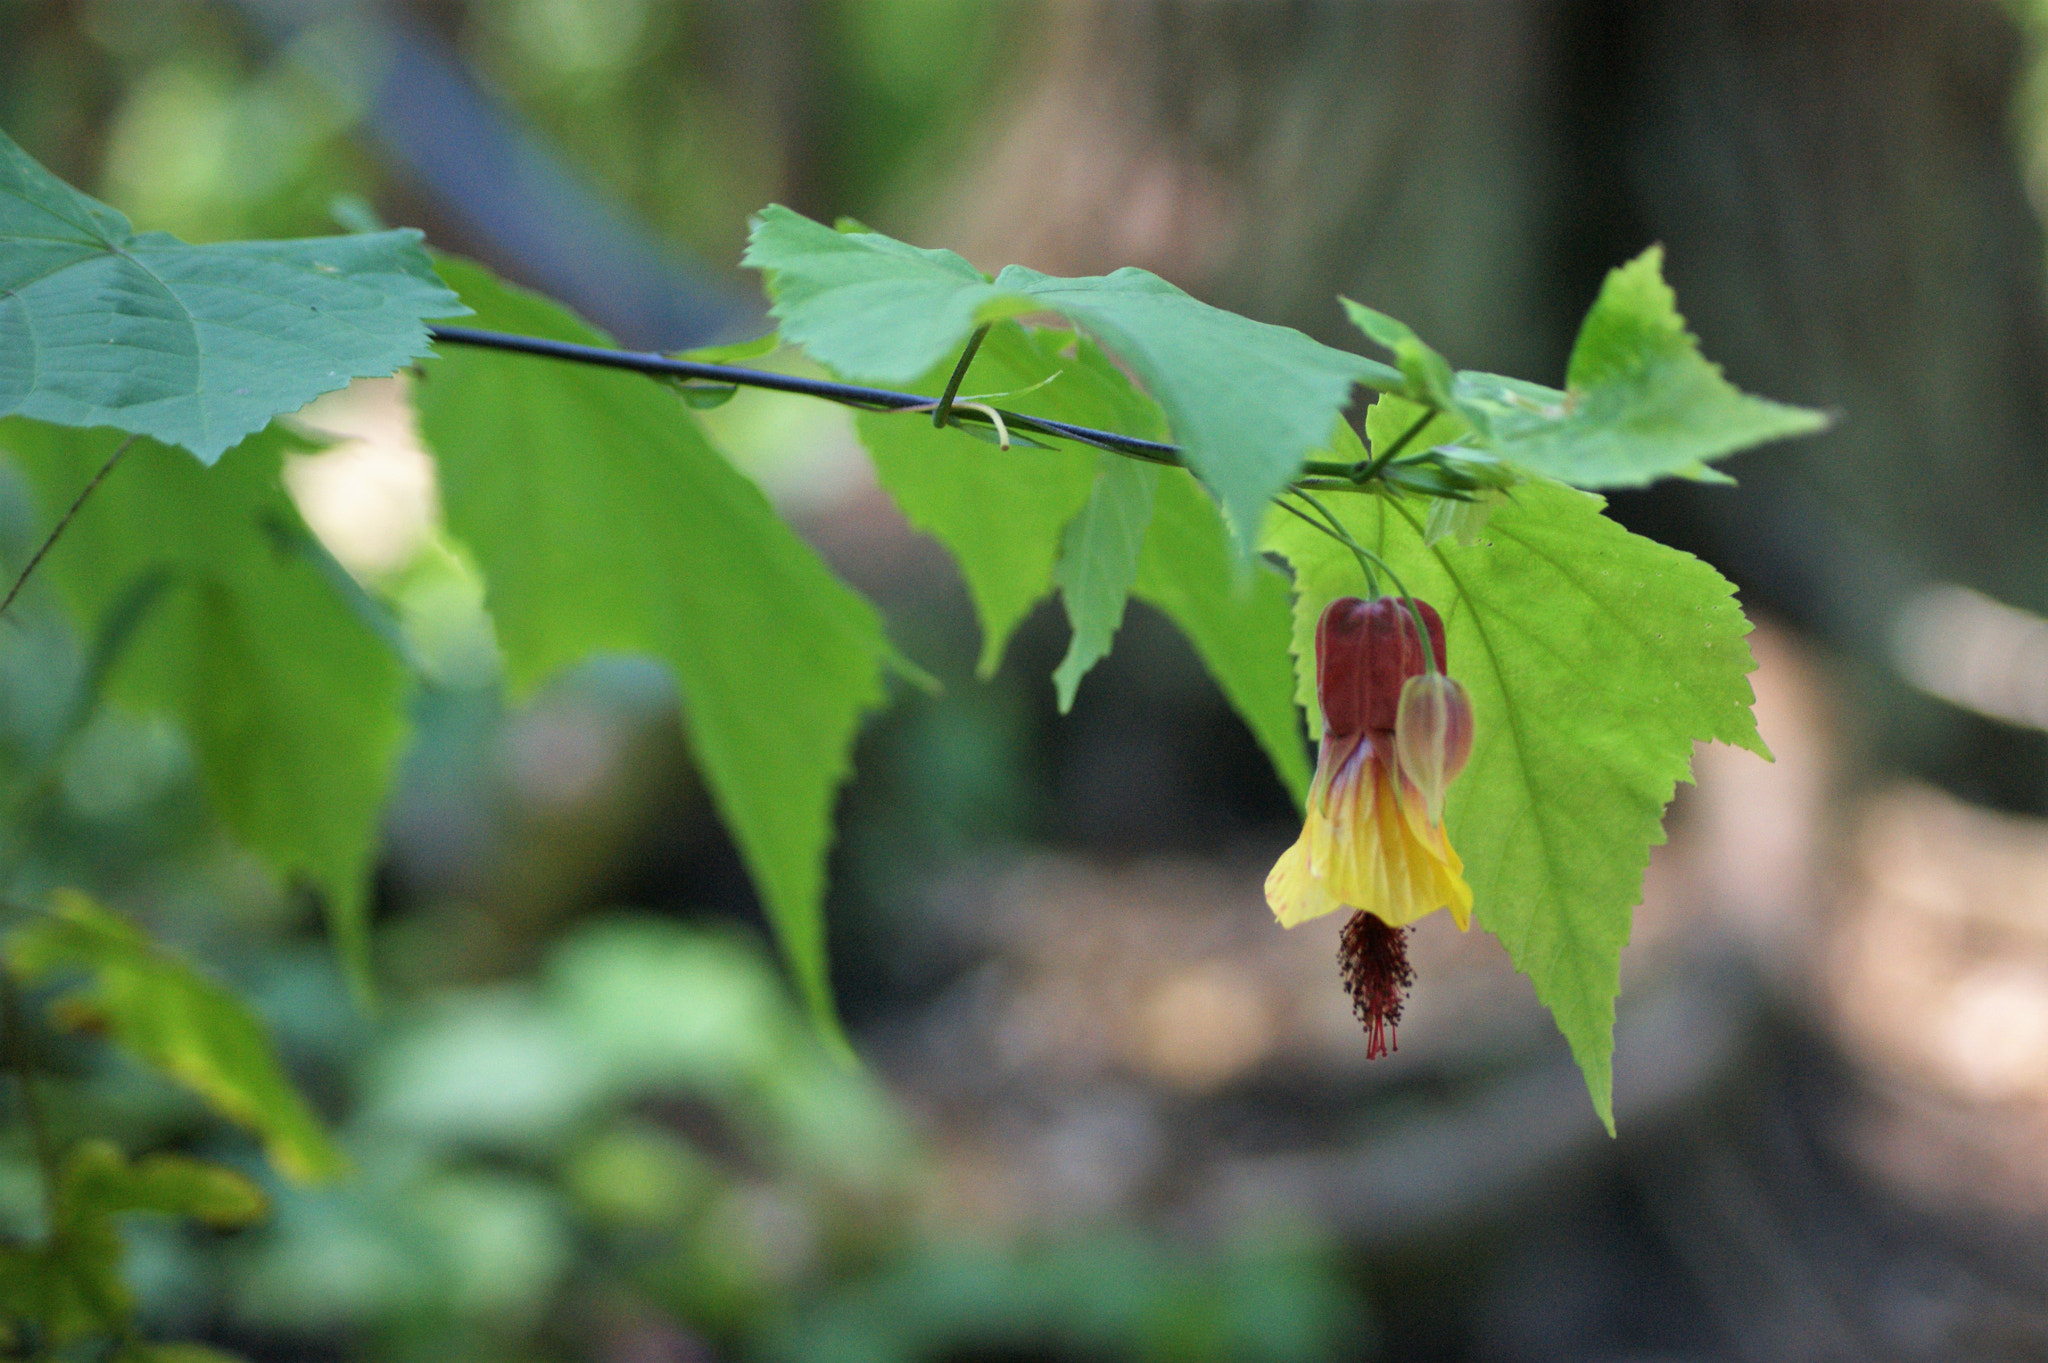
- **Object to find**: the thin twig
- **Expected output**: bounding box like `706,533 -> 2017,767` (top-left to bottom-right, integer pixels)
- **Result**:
431,325 -> 1179,468
427,324 -> 1410,490
0,435 -> 138,618
933,324 -> 991,430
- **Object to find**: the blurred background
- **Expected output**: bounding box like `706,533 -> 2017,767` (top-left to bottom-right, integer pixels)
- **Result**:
6,0 -> 2048,1358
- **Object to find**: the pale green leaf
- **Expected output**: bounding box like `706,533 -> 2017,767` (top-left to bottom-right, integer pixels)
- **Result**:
0,126 -> 464,464
742,206 -> 1036,383
416,258 -> 897,1055
8,892 -> 346,1182
1132,469 -> 1310,808
1339,251 -> 1825,488
854,324 -> 1099,678
745,204 -> 1398,547
1051,455 -> 1158,712
1266,468 -> 1766,1128
0,419 -> 411,1002
1452,248 -> 1826,485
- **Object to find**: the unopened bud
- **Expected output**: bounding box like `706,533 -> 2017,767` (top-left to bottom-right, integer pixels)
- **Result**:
1317,596 -> 1446,737
1395,672 -> 1474,825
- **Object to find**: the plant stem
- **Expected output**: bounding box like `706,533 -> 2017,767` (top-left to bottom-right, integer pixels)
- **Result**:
430,325 -> 1182,463
1361,408 -> 1435,481
933,324 -> 990,430
428,325 -> 1373,486
0,436 -> 137,619
1275,494 -> 1379,595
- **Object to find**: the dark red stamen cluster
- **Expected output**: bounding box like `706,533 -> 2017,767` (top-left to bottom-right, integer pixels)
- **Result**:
1338,912 -> 1416,1059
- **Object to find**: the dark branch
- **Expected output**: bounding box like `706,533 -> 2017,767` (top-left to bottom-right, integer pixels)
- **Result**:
426,324 -> 1374,481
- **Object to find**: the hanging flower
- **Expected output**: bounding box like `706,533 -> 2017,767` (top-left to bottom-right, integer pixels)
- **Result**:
1264,595 -> 1474,1056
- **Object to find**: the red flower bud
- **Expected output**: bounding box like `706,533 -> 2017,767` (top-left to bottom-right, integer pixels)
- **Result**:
1316,596 -> 1446,738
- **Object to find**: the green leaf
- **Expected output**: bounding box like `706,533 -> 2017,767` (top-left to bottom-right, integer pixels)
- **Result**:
1132,469 -> 1310,808
58,1139 -> 267,1227
0,125 -> 464,464
745,204 -> 1398,547
1340,299 -> 1457,412
11,1170 -> 127,1346
4,1140 -> 266,1346
743,206 -> 1038,382
1339,251 -> 1826,489
1266,466 -> 1766,1129
1051,455 -> 1158,712
0,419 -> 411,1001
854,324 -> 1099,678
1453,248 -> 1826,486
854,317 -> 1306,796
416,257 -> 898,1055
8,891 -> 347,1182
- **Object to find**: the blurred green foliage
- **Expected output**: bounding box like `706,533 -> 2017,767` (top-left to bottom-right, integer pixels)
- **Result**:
0,0 -> 1023,254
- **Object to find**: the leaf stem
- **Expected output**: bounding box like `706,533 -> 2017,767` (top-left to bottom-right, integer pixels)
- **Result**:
0,435 -> 137,620
933,324 -> 990,430
1275,494 -> 1379,596
1361,408 -> 1435,481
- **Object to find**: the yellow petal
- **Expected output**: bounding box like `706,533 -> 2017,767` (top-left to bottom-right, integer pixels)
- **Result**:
1316,753 -> 1472,931
1265,825 -> 1346,927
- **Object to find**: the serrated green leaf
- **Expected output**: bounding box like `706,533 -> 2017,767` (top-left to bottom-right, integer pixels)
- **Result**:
1266,463 -> 1766,1129
1132,469 -> 1310,808
416,257 -> 897,1056
745,204 -> 1398,547
855,315 -> 1306,796
8,891 -> 346,1182
1340,251 -> 1824,489
0,419 -> 410,1002
743,206 -> 1037,382
1052,456 -> 1158,712
854,325 -> 1100,678
1453,248 -> 1827,486
0,126 -> 464,464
